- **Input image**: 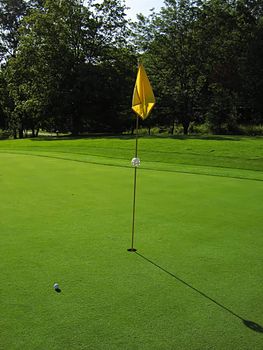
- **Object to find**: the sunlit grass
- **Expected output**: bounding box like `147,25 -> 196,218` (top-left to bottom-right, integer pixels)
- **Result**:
0,136 -> 262,349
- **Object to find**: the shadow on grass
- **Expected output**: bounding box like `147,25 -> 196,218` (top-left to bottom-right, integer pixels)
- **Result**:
29,133 -> 128,141
135,252 -> 263,333
163,135 -> 242,141
28,133 -> 243,142
1,149 -> 262,182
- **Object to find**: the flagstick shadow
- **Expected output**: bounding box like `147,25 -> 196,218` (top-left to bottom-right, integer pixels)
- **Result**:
135,252 -> 263,333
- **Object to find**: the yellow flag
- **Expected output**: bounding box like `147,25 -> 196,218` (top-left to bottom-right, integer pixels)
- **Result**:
132,63 -> 155,119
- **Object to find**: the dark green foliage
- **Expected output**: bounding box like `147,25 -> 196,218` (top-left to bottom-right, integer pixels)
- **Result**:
0,0 -> 28,60
1,0 -> 136,137
0,0 -> 262,136
133,0 -> 263,134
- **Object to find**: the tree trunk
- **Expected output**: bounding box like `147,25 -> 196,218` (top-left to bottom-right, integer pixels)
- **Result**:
18,128 -> 23,139
170,122 -> 175,135
182,120 -> 190,135
169,114 -> 176,135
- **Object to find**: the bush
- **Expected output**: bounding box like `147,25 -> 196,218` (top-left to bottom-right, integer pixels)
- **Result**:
237,124 -> 263,136
0,129 -> 11,139
189,122 -> 209,134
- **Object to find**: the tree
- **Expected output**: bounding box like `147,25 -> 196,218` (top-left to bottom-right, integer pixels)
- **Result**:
0,69 -> 9,130
236,0 -> 263,124
133,0 -> 263,134
133,0 -> 206,134
0,0 -> 28,61
4,0 -> 136,136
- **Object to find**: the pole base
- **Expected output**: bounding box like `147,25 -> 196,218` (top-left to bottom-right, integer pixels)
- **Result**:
127,248 -> 137,252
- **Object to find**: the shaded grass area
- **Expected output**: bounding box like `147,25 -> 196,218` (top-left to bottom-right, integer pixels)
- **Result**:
0,137 -> 263,349
0,135 -> 263,180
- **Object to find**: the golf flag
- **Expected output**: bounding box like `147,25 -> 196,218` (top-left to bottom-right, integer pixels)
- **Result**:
132,63 -> 155,119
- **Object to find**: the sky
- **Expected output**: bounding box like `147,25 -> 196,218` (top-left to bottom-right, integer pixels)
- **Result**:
125,0 -> 164,20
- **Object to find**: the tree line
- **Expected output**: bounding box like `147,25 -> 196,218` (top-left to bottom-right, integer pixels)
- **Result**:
0,0 -> 262,138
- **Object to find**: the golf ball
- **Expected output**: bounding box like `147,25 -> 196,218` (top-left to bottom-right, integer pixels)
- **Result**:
53,283 -> 59,290
131,157 -> 140,167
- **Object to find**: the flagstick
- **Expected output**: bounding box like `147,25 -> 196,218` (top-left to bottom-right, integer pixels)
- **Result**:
128,115 -> 139,252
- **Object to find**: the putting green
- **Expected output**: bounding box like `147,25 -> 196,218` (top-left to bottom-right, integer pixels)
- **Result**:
0,139 -> 262,349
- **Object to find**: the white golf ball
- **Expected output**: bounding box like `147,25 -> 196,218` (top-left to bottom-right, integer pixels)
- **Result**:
53,283 -> 59,290
131,157 -> 141,167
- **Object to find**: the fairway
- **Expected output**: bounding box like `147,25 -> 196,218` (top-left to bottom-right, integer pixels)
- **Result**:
0,136 -> 263,349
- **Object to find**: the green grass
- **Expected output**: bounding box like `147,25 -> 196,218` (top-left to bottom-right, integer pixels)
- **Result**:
0,135 -> 263,349
0,134 -> 263,180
